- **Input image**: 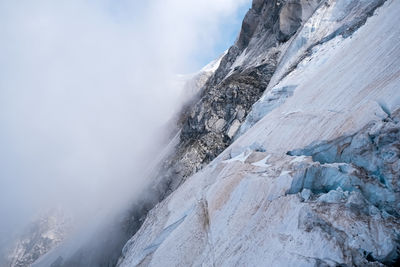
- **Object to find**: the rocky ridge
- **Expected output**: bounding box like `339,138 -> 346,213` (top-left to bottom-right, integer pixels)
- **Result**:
164,0 -> 387,192
5,209 -> 70,267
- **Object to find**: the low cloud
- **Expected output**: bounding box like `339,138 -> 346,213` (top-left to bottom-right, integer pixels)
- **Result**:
0,0 -> 250,259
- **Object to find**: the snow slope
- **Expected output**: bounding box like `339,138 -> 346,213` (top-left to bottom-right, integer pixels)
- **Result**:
118,0 -> 400,266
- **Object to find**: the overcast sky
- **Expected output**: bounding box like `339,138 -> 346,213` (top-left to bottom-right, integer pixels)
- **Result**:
0,0 -> 251,252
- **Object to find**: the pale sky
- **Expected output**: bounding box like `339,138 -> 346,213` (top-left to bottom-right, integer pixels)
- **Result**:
104,0 -> 252,72
192,2 -> 251,71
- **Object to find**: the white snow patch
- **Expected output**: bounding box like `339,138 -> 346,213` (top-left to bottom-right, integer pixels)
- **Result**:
290,155 -> 308,163
223,150 -> 251,163
251,155 -> 271,167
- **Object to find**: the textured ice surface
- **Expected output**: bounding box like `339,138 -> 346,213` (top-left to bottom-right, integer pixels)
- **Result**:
118,1 -> 400,266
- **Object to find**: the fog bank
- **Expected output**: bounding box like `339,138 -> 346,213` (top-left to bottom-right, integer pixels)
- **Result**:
0,0 -> 250,262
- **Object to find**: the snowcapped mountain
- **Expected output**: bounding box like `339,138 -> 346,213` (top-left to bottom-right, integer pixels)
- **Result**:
117,0 -> 400,266
9,0 -> 400,266
3,209 -> 70,267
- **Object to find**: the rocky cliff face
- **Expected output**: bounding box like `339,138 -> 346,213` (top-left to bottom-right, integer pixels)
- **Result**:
161,0 -> 387,192
118,0 -> 400,266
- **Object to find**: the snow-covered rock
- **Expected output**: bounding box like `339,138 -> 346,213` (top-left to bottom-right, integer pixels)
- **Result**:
4,209 -> 70,267
178,51 -> 227,102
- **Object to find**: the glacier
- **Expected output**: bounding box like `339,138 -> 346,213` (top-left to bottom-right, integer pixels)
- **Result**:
117,0 -> 400,266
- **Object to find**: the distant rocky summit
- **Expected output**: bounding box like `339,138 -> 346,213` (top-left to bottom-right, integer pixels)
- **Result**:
5,209 -> 70,267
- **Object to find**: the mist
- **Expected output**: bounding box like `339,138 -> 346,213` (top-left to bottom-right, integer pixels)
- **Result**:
0,0 -> 250,263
